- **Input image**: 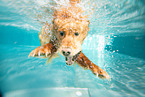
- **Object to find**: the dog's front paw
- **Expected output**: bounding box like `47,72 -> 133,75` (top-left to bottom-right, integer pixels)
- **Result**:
28,44 -> 52,58
93,66 -> 111,80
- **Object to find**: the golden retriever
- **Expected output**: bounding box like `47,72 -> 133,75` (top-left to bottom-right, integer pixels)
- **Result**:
29,0 -> 110,79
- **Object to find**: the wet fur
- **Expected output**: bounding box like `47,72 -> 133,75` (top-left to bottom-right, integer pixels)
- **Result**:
29,0 -> 110,80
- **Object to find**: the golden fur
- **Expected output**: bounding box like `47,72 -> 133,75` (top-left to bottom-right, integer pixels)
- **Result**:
29,0 -> 110,80
38,0 -> 89,56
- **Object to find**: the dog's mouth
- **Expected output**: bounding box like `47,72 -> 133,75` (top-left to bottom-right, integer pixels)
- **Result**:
65,51 -> 81,66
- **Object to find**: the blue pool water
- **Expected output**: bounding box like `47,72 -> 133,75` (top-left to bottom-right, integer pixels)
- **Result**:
0,0 -> 145,97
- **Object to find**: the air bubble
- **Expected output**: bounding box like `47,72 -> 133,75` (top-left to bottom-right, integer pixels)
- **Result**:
76,91 -> 82,96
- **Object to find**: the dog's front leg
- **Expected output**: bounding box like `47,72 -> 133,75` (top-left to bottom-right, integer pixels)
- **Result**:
76,52 -> 111,80
28,42 -> 57,58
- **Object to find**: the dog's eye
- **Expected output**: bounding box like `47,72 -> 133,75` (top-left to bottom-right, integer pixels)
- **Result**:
74,32 -> 79,36
60,31 -> 65,36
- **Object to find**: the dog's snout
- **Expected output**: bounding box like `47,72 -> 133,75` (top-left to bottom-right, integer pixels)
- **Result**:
62,48 -> 71,56
62,51 -> 71,56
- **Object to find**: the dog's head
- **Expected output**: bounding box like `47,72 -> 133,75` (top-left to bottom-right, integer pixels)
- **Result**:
53,19 -> 89,57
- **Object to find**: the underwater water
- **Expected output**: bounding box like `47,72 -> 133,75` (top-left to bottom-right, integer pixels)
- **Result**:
0,0 -> 145,97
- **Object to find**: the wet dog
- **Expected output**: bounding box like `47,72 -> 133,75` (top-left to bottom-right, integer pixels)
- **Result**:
29,0 -> 110,79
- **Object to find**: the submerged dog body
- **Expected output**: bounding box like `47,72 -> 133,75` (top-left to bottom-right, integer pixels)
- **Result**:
29,0 -> 110,79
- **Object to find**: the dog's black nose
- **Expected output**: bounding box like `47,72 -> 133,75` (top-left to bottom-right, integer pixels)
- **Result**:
62,47 -> 72,56
62,50 -> 71,56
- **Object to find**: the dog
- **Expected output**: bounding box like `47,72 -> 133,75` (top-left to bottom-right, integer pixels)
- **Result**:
29,0 -> 110,80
